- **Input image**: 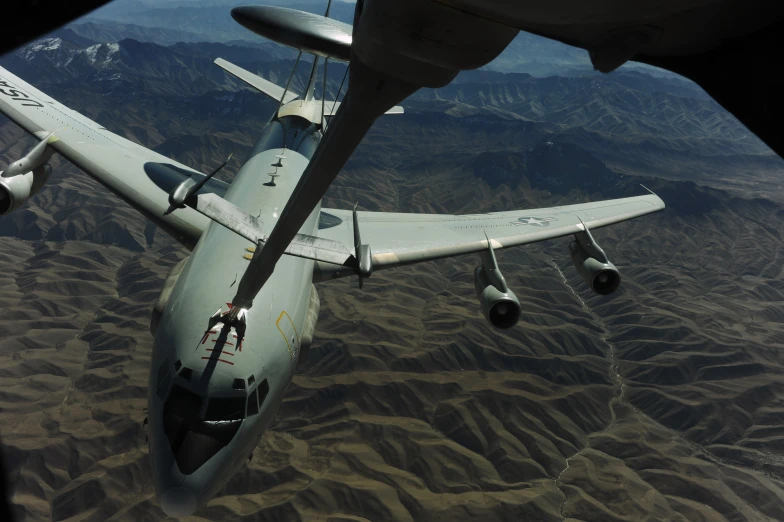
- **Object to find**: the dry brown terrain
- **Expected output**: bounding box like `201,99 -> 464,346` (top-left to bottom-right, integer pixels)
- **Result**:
2,117 -> 784,521
2,31 -> 784,522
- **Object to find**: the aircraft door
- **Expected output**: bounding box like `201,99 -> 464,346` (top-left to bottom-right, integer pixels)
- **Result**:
275,311 -> 299,373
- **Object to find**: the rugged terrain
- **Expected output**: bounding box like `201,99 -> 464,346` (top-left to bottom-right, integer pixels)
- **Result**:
1,24 -> 784,522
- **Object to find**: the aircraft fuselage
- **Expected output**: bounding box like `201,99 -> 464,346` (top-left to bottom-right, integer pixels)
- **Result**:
147,114 -> 322,517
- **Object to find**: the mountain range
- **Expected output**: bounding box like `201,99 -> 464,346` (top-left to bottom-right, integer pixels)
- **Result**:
1,14 -> 784,522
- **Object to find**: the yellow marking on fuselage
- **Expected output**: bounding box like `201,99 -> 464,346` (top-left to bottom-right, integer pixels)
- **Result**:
275,311 -> 299,358
243,253 -> 253,260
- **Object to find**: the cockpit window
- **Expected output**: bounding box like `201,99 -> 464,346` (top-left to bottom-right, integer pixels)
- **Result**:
166,384 -> 202,419
258,379 -> 269,408
247,388 -> 259,416
246,379 -> 269,416
204,397 -> 245,422
163,385 -> 242,475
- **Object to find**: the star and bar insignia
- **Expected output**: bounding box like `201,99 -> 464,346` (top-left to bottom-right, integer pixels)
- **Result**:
512,216 -> 557,227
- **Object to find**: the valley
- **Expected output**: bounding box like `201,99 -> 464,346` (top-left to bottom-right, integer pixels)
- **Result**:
1,20 -> 783,522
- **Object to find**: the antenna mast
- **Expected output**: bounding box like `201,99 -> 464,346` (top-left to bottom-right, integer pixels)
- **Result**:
319,0 -> 333,125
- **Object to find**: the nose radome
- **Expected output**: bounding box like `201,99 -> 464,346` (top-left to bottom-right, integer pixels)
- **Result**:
160,487 -> 198,518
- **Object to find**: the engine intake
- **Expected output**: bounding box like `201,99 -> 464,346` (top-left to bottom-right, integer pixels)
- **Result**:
0,165 -> 52,215
0,132 -> 56,215
474,265 -> 522,329
568,224 -> 621,295
473,237 -> 522,329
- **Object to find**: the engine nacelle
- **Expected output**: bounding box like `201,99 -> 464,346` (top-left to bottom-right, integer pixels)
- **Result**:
569,240 -> 621,295
474,265 -> 522,329
0,165 -> 52,215
0,131 -> 57,215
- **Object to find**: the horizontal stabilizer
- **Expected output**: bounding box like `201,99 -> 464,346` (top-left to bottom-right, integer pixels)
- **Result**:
187,191 -> 355,266
215,58 -> 299,104
321,102 -> 404,117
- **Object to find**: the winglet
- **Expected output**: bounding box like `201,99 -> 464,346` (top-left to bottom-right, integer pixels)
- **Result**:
639,184 -> 666,210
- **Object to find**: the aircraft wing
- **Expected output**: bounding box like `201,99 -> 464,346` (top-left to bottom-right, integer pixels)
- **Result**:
0,66 -> 229,247
314,193 -> 664,280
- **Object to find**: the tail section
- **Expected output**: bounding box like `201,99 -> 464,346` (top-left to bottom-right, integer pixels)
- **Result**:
220,1 -> 404,125
214,58 -> 404,116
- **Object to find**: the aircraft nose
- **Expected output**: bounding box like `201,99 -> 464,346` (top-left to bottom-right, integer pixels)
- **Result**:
160,486 -> 198,518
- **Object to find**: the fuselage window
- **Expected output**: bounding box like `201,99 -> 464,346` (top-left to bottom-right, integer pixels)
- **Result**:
247,387 -> 259,416
258,379 -> 270,408
248,375 -> 256,386
205,397 -> 246,422
232,378 -> 246,390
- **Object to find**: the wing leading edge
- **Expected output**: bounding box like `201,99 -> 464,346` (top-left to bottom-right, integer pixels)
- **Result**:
314,193 -> 665,281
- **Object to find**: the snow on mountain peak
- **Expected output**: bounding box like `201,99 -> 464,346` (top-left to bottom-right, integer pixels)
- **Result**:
22,38 -> 122,69
81,43 -> 119,66
24,38 -> 62,60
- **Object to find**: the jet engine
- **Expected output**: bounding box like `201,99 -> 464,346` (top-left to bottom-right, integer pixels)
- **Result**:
0,132 -> 57,215
474,240 -> 521,329
474,265 -> 521,329
568,224 -> 621,295
0,164 -> 52,215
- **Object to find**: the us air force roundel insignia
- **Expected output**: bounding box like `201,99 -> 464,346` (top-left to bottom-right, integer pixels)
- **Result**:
512,216 -> 557,227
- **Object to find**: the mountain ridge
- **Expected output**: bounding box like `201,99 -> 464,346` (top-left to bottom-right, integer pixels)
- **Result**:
1,28 -> 784,521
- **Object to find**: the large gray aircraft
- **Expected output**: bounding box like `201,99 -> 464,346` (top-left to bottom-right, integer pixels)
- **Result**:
0,2 -> 664,517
